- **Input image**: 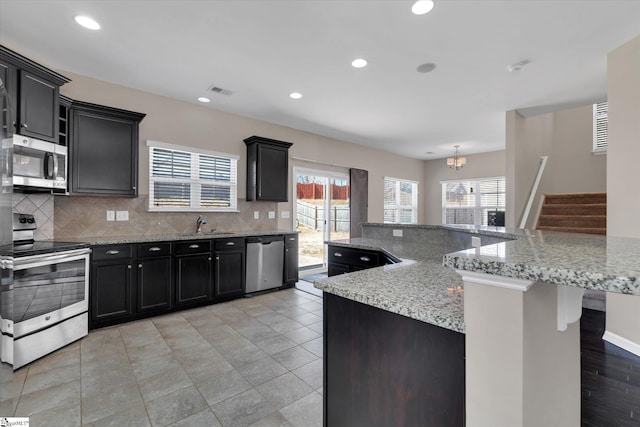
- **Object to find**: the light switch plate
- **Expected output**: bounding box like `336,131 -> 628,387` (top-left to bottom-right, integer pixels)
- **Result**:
393,229 -> 403,237
268,211 -> 275,219
281,211 -> 290,219
254,211 -> 260,219
106,210 -> 115,221
116,210 -> 129,221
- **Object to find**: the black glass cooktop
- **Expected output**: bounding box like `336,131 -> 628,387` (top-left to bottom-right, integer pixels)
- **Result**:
13,241 -> 90,257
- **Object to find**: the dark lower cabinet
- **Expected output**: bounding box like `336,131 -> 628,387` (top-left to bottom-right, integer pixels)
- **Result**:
327,262 -> 350,277
175,240 -> 213,307
284,233 -> 299,286
214,238 -> 245,301
327,244 -> 391,277
324,293 -> 465,426
91,258 -> 134,328
176,253 -> 212,306
137,257 -> 172,314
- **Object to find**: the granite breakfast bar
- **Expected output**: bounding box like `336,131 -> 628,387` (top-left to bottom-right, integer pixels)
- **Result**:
315,224 -> 640,427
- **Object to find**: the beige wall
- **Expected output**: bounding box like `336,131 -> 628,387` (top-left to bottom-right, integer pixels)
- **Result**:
423,150 -> 505,225
505,105 -> 606,228
605,35 -> 640,352
58,71 -> 425,232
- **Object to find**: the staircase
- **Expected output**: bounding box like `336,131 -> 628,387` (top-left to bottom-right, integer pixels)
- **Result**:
536,193 -> 606,235
537,192 -> 607,310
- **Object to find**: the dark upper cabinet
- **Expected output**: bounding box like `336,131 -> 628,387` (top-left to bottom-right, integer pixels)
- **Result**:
244,136 -> 293,202
284,233 -> 299,285
0,45 -> 70,142
70,101 -> 145,196
175,240 -> 213,307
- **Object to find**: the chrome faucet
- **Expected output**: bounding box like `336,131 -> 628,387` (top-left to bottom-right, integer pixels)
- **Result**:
196,215 -> 207,233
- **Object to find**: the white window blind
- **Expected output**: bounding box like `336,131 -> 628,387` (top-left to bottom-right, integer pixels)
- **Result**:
593,101 -> 608,153
147,140 -> 238,212
442,176 -> 505,225
384,177 -> 418,224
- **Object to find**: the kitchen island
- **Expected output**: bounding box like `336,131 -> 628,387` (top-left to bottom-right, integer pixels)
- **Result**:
316,223 -> 640,427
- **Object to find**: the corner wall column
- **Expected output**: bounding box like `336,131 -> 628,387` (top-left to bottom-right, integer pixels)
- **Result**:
460,271 -> 581,427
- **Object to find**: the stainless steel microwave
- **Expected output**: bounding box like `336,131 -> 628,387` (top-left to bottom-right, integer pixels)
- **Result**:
13,134 -> 67,191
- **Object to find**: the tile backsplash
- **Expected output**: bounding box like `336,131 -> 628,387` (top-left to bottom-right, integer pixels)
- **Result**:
13,193 -> 55,240
54,196 -> 281,239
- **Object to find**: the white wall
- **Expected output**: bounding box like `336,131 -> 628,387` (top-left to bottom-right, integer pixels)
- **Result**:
58,71 -> 426,228
505,105 -> 607,228
605,34 -> 640,353
423,150 -> 505,225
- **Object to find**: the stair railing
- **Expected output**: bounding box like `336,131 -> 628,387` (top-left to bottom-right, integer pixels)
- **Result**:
519,155 -> 548,229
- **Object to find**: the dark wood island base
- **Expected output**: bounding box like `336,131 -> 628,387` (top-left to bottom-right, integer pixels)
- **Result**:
323,293 -> 465,426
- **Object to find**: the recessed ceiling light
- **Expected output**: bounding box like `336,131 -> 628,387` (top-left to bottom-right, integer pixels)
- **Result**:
417,63 -> 437,73
198,97 -> 211,103
507,60 -> 530,73
351,58 -> 368,69
289,92 -> 302,99
74,15 -> 101,30
412,0 -> 435,15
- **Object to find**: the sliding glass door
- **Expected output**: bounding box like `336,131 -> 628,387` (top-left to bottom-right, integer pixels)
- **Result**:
294,168 -> 350,270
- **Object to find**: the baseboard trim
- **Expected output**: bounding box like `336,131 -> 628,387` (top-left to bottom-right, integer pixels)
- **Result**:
603,330 -> 640,357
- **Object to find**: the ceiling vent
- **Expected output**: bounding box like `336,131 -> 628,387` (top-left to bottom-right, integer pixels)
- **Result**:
208,85 -> 234,96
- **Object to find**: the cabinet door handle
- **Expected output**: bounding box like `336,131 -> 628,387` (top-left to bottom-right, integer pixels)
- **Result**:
226,242 -> 235,246
149,246 -> 161,252
138,264 -> 142,268
360,256 -> 371,262
106,250 -> 120,255
127,265 -> 131,269
208,257 -> 212,261
334,252 -> 342,257
21,123 -> 28,129
189,244 -> 200,249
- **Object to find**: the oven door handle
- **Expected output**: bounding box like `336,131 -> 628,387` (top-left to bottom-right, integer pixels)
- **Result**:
14,248 -> 91,267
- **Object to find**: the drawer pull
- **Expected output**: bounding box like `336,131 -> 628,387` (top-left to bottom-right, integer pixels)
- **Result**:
334,252 -> 342,257
149,246 -> 162,252
289,237 -> 296,241
106,250 -> 120,255
360,256 -> 371,262
226,242 -> 235,246
138,264 -> 143,268
189,244 -> 200,249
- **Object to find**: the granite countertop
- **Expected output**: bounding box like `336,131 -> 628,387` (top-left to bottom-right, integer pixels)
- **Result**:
443,231 -> 640,295
66,230 -> 297,245
315,237 -> 466,333
315,226 -> 640,334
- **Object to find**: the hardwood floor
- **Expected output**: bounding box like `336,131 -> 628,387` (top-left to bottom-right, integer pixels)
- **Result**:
581,308 -> 640,426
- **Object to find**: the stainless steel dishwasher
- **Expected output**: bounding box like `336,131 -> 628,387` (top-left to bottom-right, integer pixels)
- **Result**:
245,235 -> 285,293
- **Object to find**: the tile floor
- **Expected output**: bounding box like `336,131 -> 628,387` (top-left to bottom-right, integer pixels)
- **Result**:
0,283 -> 324,427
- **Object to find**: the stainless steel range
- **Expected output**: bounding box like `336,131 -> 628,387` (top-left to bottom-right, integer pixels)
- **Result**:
12,213 -> 91,369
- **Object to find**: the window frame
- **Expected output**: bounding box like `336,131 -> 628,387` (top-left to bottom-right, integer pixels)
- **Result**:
383,177 -> 419,224
593,101 -> 608,155
147,140 -> 239,212
441,176 -> 505,226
